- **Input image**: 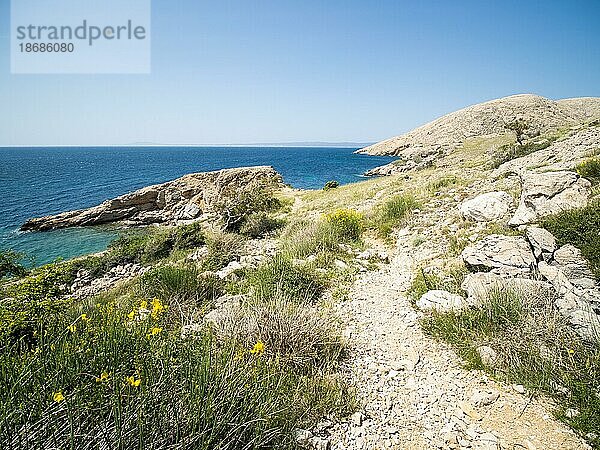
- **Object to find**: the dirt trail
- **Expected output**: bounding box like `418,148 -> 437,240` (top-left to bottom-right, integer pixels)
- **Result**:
326,236 -> 588,450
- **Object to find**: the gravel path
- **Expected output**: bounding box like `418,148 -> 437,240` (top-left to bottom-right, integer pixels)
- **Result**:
324,237 -> 589,450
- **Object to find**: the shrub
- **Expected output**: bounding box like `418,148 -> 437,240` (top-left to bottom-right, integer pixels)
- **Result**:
421,287 -> 600,447
491,140 -> 553,168
0,250 -> 28,279
202,232 -> 244,271
541,199 -> 600,279
239,212 -> 284,238
213,182 -> 281,232
371,194 -> 419,238
323,180 -> 340,191
249,255 -> 325,304
575,157 -> 600,184
324,209 -> 363,242
427,175 -> 458,193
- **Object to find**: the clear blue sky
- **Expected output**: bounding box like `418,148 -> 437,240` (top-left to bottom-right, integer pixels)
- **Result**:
1,0 -> 599,146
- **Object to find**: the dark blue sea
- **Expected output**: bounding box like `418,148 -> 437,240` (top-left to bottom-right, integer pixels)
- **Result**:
0,146 -> 393,266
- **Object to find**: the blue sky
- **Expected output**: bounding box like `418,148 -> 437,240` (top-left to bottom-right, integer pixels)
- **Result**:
1,0 -> 599,146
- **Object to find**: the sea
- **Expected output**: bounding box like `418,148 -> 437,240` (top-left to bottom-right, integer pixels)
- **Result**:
0,146 -> 394,266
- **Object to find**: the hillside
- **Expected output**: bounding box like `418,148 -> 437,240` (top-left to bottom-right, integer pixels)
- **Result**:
3,95 -> 600,449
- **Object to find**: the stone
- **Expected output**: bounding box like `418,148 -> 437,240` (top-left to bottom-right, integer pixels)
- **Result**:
470,391 -> 500,407
334,259 -> 349,270
565,408 -> 580,419
552,245 -> 597,288
477,346 -> 498,367
512,384 -> 526,394
461,235 -> 536,277
351,412 -> 364,426
416,290 -> 468,312
294,429 -> 313,447
215,261 -> 244,279
461,272 -> 554,304
21,166 -> 283,231
525,226 -> 556,260
459,191 -> 513,222
509,171 -> 591,226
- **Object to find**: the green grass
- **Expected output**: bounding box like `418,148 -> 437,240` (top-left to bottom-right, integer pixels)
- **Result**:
370,194 -> 420,238
575,157 -> 600,185
541,199 -> 600,279
427,175 -> 459,193
201,232 -> 245,271
407,264 -> 468,304
239,212 -> 285,238
421,288 -> 600,448
491,139 -> 555,168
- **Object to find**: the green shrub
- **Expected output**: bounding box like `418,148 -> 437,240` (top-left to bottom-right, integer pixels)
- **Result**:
239,212 -> 284,238
541,199 -> 600,279
213,182 -> 281,232
575,157 -> 600,184
172,221 -> 205,250
491,140 -> 553,168
249,255 -> 325,304
371,194 -> 420,238
421,287 -> 600,447
323,180 -> 340,191
324,209 -> 363,242
0,250 -> 28,279
280,220 -> 340,258
202,232 -> 244,271
0,262 -> 76,344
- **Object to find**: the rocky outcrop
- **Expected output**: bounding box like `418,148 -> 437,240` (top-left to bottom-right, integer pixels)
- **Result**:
461,234 -> 536,277
459,191 -> 513,222
461,272 -> 553,305
416,289 -> 468,312
508,171 -> 591,226
21,166 -> 283,231
357,94 -> 600,158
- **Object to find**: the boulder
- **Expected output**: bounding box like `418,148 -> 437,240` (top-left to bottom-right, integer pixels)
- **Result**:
461,272 -> 553,304
21,166 -> 283,231
416,289 -> 468,312
461,234 -> 536,277
509,171 -> 591,226
525,226 -> 556,261
459,191 -> 513,222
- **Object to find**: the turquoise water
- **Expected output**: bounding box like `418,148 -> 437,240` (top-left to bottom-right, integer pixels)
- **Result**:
0,146 -> 393,265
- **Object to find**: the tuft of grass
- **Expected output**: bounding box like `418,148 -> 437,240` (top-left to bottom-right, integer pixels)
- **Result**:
323,209 -> 363,242
491,139 -> 555,168
201,232 -> 244,271
371,194 -> 420,238
248,255 -> 325,304
541,199 -> 600,279
427,175 -> 459,193
407,265 -> 467,304
575,157 -> 600,185
239,212 -> 285,238
421,287 -> 600,447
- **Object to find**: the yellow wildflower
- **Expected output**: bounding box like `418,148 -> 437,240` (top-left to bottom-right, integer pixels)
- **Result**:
250,340 -> 265,355
53,391 -> 65,403
568,348 -> 575,356
140,300 -> 148,310
80,313 -> 89,322
126,375 -> 141,387
127,310 -> 136,320
149,327 -> 163,336
95,371 -> 109,383
151,298 -> 166,319
68,324 -> 77,333
235,349 -> 245,360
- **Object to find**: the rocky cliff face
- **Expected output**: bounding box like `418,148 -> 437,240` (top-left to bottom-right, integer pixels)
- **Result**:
21,166 -> 283,231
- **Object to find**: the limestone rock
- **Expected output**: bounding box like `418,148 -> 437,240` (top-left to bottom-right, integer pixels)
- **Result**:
461,272 -> 553,304
509,171 -> 591,226
21,166 -> 283,231
461,235 -> 536,277
459,191 -> 513,222
477,346 -> 498,367
417,289 -> 467,312
525,226 -> 556,260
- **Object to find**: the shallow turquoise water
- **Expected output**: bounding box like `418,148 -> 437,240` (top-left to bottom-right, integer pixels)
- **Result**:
0,146 -> 393,265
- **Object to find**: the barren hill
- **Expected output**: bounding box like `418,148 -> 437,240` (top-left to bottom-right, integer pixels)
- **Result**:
357,94 -> 600,158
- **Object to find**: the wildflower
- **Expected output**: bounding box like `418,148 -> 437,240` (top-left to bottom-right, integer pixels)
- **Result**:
127,310 -> 136,320
568,348 -> 575,356
140,300 -> 148,310
80,313 -> 89,322
149,327 -> 163,336
95,371 -> 109,383
126,375 -> 141,387
235,349 -> 245,360
151,298 -> 166,320
53,391 -> 65,403
250,340 -> 265,355
68,324 -> 77,333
